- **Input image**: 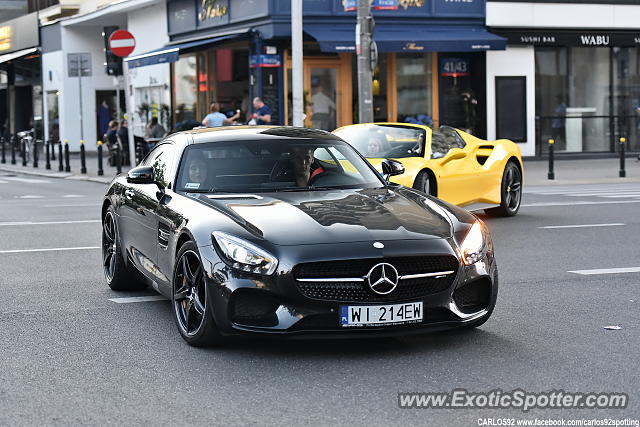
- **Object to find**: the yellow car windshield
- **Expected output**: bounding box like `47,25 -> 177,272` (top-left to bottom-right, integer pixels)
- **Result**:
334,124 -> 426,159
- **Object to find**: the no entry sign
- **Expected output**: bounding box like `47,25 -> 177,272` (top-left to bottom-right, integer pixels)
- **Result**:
108,30 -> 136,57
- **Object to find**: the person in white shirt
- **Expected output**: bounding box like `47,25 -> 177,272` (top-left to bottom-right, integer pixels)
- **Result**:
310,85 -> 336,131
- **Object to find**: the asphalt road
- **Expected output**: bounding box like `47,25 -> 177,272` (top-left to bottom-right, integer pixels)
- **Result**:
1,172 -> 639,426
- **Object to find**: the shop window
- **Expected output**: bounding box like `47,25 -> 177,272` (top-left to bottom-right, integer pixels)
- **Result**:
173,55 -> 197,128
613,47 -> 640,153
396,53 -> 432,125
536,47 -> 611,153
495,76 -> 527,143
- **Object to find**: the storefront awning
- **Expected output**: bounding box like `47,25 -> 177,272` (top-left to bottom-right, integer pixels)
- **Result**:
125,34 -> 241,69
305,24 -> 506,53
0,47 -> 39,64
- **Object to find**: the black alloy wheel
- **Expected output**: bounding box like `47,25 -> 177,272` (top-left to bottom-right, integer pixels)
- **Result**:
102,206 -> 147,290
486,162 -> 522,217
172,242 -> 221,346
102,210 -> 118,283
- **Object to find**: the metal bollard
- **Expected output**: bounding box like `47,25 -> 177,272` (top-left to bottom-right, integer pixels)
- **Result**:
51,139 -> 56,161
64,140 -> 71,172
21,137 -> 26,166
80,140 -> 87,174
115,142 -> 122,174
33,139 -> 38,168
619,137 -> 626,178
45,140 -> 51,170
1,137 -> 5,164
547,138 -> 555,180
58,140 -> 63,171
11,135 -> 16,165
97,141 -> 104,176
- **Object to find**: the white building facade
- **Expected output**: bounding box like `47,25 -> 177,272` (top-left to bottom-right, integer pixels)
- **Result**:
486,0 -> 640,157
41,0 -> 169,152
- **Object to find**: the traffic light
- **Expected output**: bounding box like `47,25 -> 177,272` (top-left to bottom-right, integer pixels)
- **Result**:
103,26 -> 122,76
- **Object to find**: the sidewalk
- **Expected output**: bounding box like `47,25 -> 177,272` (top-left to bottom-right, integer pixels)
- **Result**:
0,150 -> 131,184
2,149 -> 640,187
523,156 -> 640,186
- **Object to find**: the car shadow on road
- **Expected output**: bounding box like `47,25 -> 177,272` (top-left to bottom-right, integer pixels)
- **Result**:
206,327 -> 517,360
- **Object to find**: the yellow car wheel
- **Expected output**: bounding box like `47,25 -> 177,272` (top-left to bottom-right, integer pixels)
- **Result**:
413,170 -> 437,197
485,161 -> 522,217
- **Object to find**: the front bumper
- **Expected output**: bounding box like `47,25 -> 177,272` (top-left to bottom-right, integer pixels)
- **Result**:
199,238 -> 498,338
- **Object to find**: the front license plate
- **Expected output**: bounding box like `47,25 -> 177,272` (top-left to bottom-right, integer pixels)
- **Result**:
339,302 -> 423,327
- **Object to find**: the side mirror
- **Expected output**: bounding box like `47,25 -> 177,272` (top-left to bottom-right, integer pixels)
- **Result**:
127,166 -> 155,185
381,158 -> 405,179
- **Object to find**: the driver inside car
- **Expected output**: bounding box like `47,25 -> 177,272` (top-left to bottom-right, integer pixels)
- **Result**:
185,157 -> 208,189
289,146 -> 314,186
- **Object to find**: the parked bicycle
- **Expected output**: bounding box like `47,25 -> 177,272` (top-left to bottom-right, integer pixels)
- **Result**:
17,129 -> 35,164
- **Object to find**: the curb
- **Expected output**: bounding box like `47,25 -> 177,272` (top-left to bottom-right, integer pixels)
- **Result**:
0,165 -> 116,184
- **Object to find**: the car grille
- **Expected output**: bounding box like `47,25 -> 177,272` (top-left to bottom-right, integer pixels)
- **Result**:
293,256 -> 459,303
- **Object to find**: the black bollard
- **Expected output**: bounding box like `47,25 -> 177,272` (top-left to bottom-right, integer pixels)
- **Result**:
97,141 -> 104,176
1,137 -> 5,164
115,142 -> 122,174
80,140 -> 87,174
33,139 -> 38,168
58,140 -> 63,171
619,137 -> 626,178
51,139 -> 56,161
21,137 -> 26,166
11,135 -> 16,165
45,140 -> 51,170
64,140 -> 71,172
547,138 -> 555,180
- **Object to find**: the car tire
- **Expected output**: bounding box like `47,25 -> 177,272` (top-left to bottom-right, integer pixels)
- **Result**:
413,170 -> 436,196
102,206 -> 147,291
485,161 -> 522,217
172,241 -> 222,347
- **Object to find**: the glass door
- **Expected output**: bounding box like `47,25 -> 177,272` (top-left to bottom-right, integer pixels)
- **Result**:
307,66 -> 338,131
285,55 -> 352,129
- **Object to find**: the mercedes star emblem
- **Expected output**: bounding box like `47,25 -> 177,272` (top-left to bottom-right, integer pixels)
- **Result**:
366,263 -> 399,295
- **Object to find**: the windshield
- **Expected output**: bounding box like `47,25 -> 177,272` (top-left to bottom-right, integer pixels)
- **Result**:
334,124 -> 426,159
175,138 -> 385,193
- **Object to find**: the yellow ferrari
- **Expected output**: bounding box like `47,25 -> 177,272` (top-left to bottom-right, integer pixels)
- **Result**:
333,123 -> 523,216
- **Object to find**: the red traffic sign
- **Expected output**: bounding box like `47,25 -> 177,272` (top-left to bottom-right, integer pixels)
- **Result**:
108,30 -> 136,57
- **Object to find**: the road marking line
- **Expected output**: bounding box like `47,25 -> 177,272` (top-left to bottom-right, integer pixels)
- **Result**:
522,200 -> 640,207
43,203 -> 100,207
0,246 -> 100,254
16,195 -> 44,199
62,194 -> 86,198
569,267 -> 640,275
3,177 -> 51,184
0,219 -> 100,226
0,180 -> 7,184
109,296 -> 168,304
539,223 -> 624,229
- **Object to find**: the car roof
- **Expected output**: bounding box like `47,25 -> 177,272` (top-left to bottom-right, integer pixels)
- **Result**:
173,126 -> 343,144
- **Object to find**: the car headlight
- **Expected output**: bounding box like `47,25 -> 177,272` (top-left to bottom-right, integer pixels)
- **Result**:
212,231 -> 278,275
459,222 -> 486,266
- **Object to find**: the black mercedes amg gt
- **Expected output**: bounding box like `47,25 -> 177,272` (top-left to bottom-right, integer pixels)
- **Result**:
101,126 -> 498,346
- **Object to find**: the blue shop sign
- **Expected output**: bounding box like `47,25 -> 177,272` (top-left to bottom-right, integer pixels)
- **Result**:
344,0 -> 398,11
250,54 -> 281,68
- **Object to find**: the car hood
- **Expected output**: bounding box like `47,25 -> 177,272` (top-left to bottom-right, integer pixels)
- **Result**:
196,187 -> 453,246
